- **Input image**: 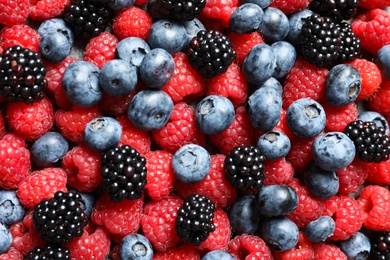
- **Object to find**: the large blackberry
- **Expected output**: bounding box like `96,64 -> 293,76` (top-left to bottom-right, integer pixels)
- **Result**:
369,231 -> 390,260
100,145 -> 147,202
155,0 -> 206,21
175,194 -> 215,246
0,45 -> 47,104
187,30 -> 236,78
337,22 -> 361,62
32,190 -> 88,245
224,146 -> 266,192
26,245 -> 70,260
309,0 -> 359,22
344,120 -> 390,163
298,13 -> 341,68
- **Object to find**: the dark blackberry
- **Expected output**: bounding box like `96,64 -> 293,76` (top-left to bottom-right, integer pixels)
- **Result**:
32,190 -> 88,245
187,29 -> 236,78
26,245 -> 71,260
0,45 -> 47,104
175,194 -> 215,246
224,146 -> 266,192
344,120 -> 390,163
155,0 -> 206,21
100,145 -> 147,202
63,0 -> 112,40
337,22 -> 361,62
308,0 -> 359,22
369,231 -> 390,260
298,13 -> 341,68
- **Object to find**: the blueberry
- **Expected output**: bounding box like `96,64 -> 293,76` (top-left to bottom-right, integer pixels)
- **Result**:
241,0 -> 272,9
325,64 -> 362,107
377,44 -> 390,79
250,77 -> 283,95
286,98 -> 326,139
201,250 -> 235,260
287,9 -> 313,45
0,190 -> 25,226
31,131 -> 69,168
80,193 -> 95,218
257,130 -> 291,160
228,195 -> 261,235
62,61 -> 103,107
195,95 -> 235,135
182,18 -> 206,47
258,7 -> 289,43
115,37 -> 151,72
304,161 -> 339,199
0,222 -> 12,254
39,31 -> 72,63
358,111 -> 390,136
246,86 -> 282,131
312,132 -> 356,171
340,232 -> 371,260
120,234 -> 153,260
259,217 -> 299,252
256,184 -> 298,217
229,3 -> 264,34
172,144 -> 211,183
83,116 -> 122,152
305,216 -> 335,243
242,44 -> 276,85
107,0 -> 135,12
99,59 -> 138,96
37,18 -> 74,46
271,41 -> 297,79
127,89 -> 174,131
140,48 -> 175,89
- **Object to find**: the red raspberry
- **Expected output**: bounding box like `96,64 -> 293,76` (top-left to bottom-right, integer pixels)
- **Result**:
84,32 -> 119,69
175,154 -> 237,208
322,101 -> 358,133
117,115 -> 151,156
324,195 -> 365,241
313,243 -> 347,260
144,150 -> 175,201
352,8 -> 390,55
364,159 -> 390,184
270,0 -> 313,14
161,52 -> 206,103
140,195 -> 183,251
228,31 -> 265,66
282,57 -> 329,109
272,109 -> 295,141
0,24 -> 40,53
0,113 -> 5,140
227,234 -> 273,260
6,97 -> 54,141
134,0 -> 148,5
359,0 -> 390,11
112,6 -> 152,40
337,158 -> 368,195
152,102 -> 206,154
0,247 -> 23,260
0,0 -> 29,27
263,157 -> 295,186
201,0 -> 238,27
62,145 -> 102,193
197,14 -> 226,32
29,0 -> 70,21
273,231 -> 315,260
287,135 -> 320,173
368,78 -> 390,115
152,244 -> 200,260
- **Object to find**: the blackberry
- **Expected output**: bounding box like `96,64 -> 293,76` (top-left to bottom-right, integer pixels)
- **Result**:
0,45 -> 47,104
32,190 -> 88,245
298,13 -> 341,68
187,29 -> 236,78
369,231 -> 390,260
100,145 -> 147,202
344,120 -> 390,163
26,245 -> 70,260
224,146 -> 266,192
155,0 -> 206,21
175,194 -> 215,246
309,0 -> 359,22
337,22 -> 361,62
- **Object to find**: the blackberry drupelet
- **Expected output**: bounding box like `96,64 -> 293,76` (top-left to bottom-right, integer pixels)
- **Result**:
308,0 -> 359,22
224,146 -> 266,192
298,13 -> 341,68
26,245 -> 71,260
337,22 -> 361,62
187,29 -> 236,78
32,190 -> 88,245
0,45 -> 47,104
369,231 -> 390,260
156,0 -> 206,21
100,145 -> 147,202
344,120 -> 390,163
175,194 -> 215,246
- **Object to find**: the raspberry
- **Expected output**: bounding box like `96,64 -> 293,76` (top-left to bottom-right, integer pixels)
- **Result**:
228,31 -> 265,66
62,145 -> 102,193
134,0 -> 148,5
269,109 -> 294,141
0,0 -> 29,27
117,115 -> 151,156
83,32 -> 119,69
270,0 -> 312,14
365,159 -> 390,184
352,8 -> 390,55
30,0 -> 71,21
359,0 -> 390,10
263,157 -> 295,186
273,231 -> 315,260
0,247 -> 23,260
6,97 -> 54,141
368,78 -> 390,115
144,150 -> 176,201
152,244 -> 200,260
0,113 -> 4,139
322,101 -> 358,133
313,243 -> 348,260
201,0 -> 238,28
140,195 -> 183,251
99,92 -> 134,116
337,158 -> 368,195
227,234 -> 273,260
0,24 -> 40,53
287,135 -> 319,173
112,6 -> 152,40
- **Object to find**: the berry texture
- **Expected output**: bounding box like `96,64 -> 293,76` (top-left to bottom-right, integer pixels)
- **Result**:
84,32 -> 119,69
0,24 -> 40,53
112,6 -> 152,40
0,0 -> 29,27
227,234 -> 273,260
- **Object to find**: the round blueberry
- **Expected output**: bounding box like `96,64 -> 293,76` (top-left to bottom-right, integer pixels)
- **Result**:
228,195 -> 262,235
271,41 -> 297,79
257,130 -> 291,160
258,7 -> 289,43
39,31 -> 72,63
201,250 -> 235,260
242,44 -> 276,85
305,216 -> 335,243
107,0 -> 135,12
0,222 -> 12,254
83,116 -> 122,152
80,193 -> 95,218
120,234 -> 153,260
182,18 -> 206,47
172,144 -> 211,183
256,184 -> 298,217
37,18 -> 74,46
241,0 -> 271,9
340,232 -> 371,260
0,190 -> 25,226
358,111 -> 390,136
229,3 -> 264,34
127,89 -> 174,131
115,37 -> 151,72
377,44 -> 390,79
304,161 -> 339,200
250,77 -> 283,95
287,9 -> 313,45
259,217 -> 299,252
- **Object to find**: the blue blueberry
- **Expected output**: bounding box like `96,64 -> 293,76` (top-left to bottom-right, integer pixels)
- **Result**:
304,161 -> 339,199
201,250 -> 235,260
172,144 -> 211,183
127,89 -> 174,131
258,7 -> 289,43
325,64 -> 362,107
83,116 -> 122,152
99,59 -> 138,96
80,193 -> 95,218
37,18 -> 74,46
358,111 -> 390,136
182,18 -> 206,47
39,31 -> 72,63
312,132 -> 356,171
246,86 -> 282,131
229,3 -> 264,34
0,222 -> 12,254
257,130 -> 291,160
377,44 -> 390,79
242,44 -> 276,85
115,37 -> 151,72
271,41 -> 297,79
287,9 -> 313,45
140,48 -> 175,89
62,61 -> 103,107
120,234 -> 153,260
0,190 -> 25,226
305,216 -> 335,243
31,131 -> 69,168
250,77 -> 283,95
286,98 -> 326,139
108,0 -> 135,12
240,0 -> 272,9
228,195 -> 261,235
340,232 -> 371,260
256,184 -> 298,217
195,95 -> 235,135
259,217 -> 299,252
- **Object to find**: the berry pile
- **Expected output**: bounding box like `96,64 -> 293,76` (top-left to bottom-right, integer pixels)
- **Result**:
0,0 -> 390,259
